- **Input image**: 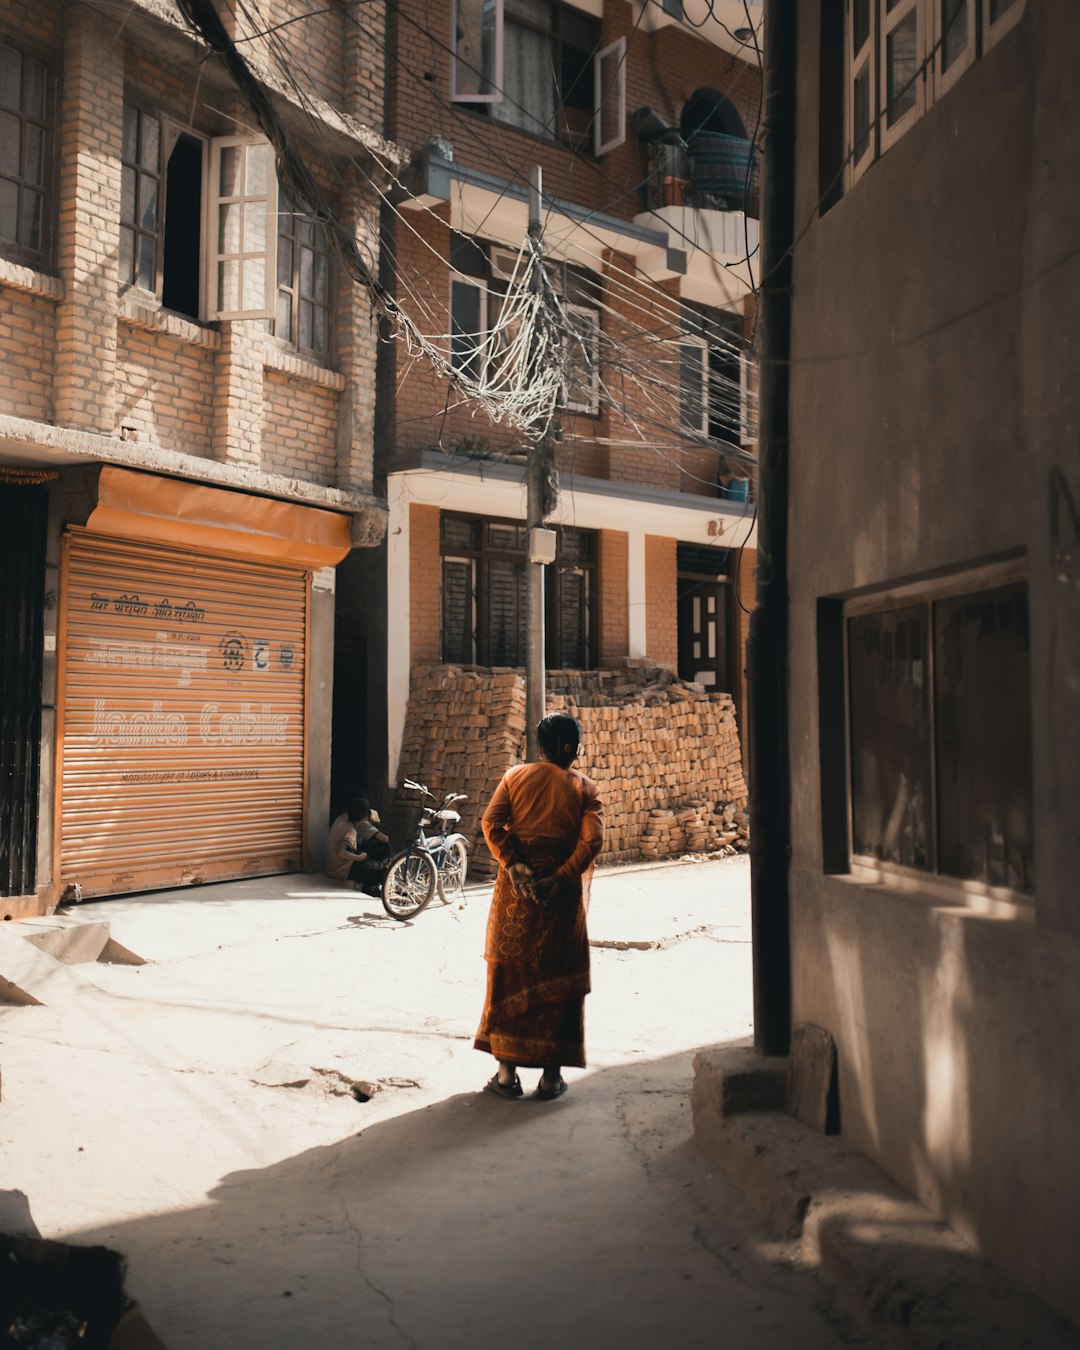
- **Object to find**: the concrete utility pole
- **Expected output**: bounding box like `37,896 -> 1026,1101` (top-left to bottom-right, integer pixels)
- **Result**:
525,166 -> 556,762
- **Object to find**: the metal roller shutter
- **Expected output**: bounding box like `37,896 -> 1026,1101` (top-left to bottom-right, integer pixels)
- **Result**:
58,530 -> 308,897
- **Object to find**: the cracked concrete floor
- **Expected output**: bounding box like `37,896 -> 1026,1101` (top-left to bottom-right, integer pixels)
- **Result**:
0,857 -> 878,1349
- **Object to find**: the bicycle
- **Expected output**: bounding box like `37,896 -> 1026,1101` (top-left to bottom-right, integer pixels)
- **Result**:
382,779 -> 469,920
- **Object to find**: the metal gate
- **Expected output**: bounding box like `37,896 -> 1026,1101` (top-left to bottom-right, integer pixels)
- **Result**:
0,485 -> 47,897
58,530 -> 309,897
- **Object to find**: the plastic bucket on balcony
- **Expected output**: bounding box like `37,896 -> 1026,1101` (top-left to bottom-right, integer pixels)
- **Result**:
688,133 -> 755,210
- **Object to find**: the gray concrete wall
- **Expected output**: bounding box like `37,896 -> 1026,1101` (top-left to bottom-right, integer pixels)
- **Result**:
787,2 -> 1080,1326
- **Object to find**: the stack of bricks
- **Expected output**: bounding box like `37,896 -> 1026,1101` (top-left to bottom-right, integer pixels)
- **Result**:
394,663 -> 748,876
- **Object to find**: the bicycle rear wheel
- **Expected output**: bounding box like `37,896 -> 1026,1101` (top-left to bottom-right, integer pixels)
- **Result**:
438,839 -> 468,904
382,850 -> 438,920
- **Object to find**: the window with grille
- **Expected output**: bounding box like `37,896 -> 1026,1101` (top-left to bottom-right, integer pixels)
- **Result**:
439,512 -> 596,668
0,38 -> 51,264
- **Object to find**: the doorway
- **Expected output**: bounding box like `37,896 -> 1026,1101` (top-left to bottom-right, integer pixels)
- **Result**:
676,544 -> 733,692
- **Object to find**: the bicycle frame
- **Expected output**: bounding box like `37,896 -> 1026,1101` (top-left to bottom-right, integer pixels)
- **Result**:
401,780 -> 469,902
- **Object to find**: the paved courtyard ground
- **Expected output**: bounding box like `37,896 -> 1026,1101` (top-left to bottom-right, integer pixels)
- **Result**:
0,856 -> 891,1348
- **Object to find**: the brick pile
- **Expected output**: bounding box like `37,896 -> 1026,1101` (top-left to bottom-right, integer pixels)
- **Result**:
393,663 -> 748,876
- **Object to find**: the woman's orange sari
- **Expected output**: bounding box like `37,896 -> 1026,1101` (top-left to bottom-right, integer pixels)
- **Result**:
474,761 -> 605,1068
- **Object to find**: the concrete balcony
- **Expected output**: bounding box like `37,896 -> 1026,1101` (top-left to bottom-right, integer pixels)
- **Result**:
633,204 -> 760,305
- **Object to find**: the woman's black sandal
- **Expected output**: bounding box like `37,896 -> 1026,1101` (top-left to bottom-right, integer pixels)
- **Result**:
484,1073 -> 523,1099
534,1077 -> 568,1101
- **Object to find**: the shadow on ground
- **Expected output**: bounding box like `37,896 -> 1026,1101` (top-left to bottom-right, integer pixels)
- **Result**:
34,1046 -> 874,1350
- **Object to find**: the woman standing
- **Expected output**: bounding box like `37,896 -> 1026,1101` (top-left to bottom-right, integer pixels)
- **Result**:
475,713 -> 606,1101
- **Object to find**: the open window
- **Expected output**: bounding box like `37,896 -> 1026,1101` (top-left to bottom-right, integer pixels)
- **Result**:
450,0 -> 504,101
207,137 -> 278,320
594,38 -> 626,155
679,307 -> 747,456
118,109 -> 278,323
560,304 -> 600,414
453,0 -> 620,154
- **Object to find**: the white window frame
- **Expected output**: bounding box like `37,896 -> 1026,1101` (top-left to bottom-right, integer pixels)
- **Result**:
560,303 -> 600,415
934,0 -> 976,98
449,272 -> 488,377
846,0 -> 877,186
981,0 -> 1024,51
879,0 -> 924,155
678,333 -> 709,435
205,135 -> 278,321
594,37 -> 626,156
450,0 -> 505,103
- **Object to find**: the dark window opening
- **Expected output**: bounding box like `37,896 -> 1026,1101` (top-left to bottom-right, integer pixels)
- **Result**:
933,583 -> 1033,891
679,87 -> 746,141
162,132 -> 203,320
848,604 -> 932,870
842,577 -> 1034,895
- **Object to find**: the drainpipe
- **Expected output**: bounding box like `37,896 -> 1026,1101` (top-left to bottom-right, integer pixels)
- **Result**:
747,0 -> 796,1057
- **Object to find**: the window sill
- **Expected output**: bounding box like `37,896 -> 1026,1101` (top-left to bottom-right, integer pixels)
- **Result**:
836,859 -> 1034,923
0,255 -> 63,301
457,105 -> 598,161
117,295 -> 221,350
262,342 -> 346,391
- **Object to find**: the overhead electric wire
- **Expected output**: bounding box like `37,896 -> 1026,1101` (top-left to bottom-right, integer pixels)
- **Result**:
176,0 -> 762,476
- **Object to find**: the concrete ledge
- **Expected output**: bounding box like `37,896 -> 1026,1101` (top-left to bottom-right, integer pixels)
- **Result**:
692,1046 -> 1080,1349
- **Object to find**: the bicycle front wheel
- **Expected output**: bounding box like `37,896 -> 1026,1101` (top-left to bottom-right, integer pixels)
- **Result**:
382,850 -> 438,920
438,839 -> 469,904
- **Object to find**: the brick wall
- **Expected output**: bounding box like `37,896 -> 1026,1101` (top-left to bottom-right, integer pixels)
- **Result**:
1,0 -> 63,50
0,289 -> 55,421
53,4 -> 122,433
116,325 -> 215,457
410,503 -> 442,662
261,372 -> 339,483
645,534 -> 678,665
228,0 -> 346,109
598,528 -> 628,664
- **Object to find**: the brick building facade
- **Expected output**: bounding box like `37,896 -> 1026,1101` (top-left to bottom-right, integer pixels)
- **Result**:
349,0 -> 762,836
0,0 -> 400,910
